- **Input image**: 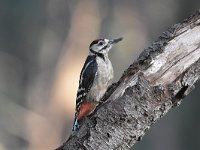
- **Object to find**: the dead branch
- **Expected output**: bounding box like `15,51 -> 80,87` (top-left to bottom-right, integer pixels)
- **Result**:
56,9 -> 200,150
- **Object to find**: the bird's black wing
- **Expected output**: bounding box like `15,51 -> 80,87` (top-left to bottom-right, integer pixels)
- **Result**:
76,55 -> 97,111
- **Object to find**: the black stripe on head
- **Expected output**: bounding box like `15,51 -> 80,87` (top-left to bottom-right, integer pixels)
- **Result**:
89,39 -> 105,61
89,39 -> 104,48
90,49 -> 105,61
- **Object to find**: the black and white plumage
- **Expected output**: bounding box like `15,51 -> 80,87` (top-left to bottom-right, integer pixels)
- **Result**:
76,55 -> 97,111
73,37 -> 123,131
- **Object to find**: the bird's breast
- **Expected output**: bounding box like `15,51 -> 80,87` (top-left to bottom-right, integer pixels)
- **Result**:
87,57 -> 114,102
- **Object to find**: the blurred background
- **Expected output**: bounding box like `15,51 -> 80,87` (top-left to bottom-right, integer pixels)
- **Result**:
0,0 -> 200,150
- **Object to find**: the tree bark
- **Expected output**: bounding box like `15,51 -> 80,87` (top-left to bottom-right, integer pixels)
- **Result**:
56,10 -> 200,150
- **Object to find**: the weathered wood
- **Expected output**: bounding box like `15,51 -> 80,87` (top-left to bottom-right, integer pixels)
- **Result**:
56,10 -> 200,150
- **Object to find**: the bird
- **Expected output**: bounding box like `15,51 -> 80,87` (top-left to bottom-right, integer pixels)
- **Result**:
72,37 -> 123,131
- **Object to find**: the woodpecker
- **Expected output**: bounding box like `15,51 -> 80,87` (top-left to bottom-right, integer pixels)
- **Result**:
72,37 -> 123,131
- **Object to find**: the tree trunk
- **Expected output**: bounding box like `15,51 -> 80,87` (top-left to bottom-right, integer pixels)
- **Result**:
56,9 -> 200,150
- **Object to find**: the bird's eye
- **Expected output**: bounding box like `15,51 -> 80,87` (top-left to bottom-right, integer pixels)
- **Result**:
98,41 -> 104,45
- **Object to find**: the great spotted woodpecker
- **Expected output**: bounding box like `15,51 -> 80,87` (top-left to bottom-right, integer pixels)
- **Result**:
73,37 -> 123,131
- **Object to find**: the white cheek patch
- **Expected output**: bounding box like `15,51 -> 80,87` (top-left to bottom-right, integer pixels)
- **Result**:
104,39 -> 109,45
91,45 -> 100,52
91,39 -> 110,53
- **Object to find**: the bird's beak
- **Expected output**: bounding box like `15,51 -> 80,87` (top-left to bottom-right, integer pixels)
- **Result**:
109,37 -> 123,44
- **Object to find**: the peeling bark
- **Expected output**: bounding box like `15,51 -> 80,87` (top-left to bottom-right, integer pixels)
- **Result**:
56,10 -> 200,150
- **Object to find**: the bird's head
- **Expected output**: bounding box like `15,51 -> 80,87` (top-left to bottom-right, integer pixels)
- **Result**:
89,37 -> 123,55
